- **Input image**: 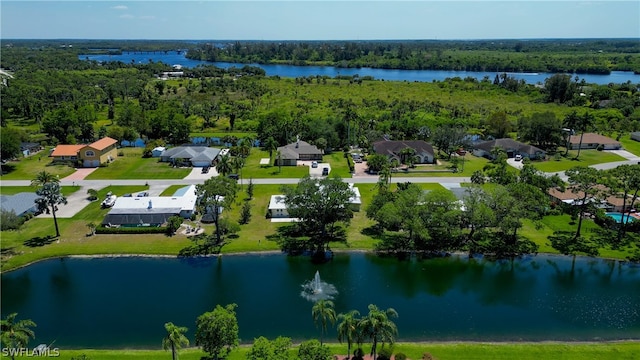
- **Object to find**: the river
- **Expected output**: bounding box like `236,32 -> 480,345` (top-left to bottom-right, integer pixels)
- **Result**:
2,253 -> 639,348
79,51 -> 640,85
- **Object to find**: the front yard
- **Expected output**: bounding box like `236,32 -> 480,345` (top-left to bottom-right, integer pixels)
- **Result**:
85,147 -> 191,180
532,149 -> 626,172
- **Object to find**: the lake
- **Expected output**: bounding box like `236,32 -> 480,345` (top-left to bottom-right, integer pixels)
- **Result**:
2,253 -> 639,349
79,51 -> 640,85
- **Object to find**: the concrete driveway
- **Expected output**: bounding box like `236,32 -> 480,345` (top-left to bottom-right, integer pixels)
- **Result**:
38,186 -> 96,219
298,160 -> 332,177
506,158 -> 525,170
183,166 -> 219,180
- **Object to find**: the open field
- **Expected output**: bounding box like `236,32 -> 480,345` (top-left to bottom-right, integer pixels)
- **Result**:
25,341 -> 640,360
85,148 -> 191,180
0,185 -> 80,197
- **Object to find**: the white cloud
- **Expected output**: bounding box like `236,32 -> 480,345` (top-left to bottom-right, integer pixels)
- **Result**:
120,14 -> 134,19
112,5 -> 128,10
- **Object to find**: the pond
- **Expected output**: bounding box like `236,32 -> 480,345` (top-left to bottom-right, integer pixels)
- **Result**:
1,253 -> 639,349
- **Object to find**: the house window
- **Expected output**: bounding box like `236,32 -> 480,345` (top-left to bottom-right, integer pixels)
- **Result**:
85,150 -> 95,157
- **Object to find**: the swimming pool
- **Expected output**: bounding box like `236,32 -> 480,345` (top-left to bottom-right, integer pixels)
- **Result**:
606,212 -> 638,224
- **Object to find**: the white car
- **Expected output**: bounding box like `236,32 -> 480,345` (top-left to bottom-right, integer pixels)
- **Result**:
101,195 -> 117,208
311,161 -> 318,168
514,155 -> 523,161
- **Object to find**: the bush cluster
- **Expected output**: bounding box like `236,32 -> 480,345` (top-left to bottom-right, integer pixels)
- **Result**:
95,226 -> 165,234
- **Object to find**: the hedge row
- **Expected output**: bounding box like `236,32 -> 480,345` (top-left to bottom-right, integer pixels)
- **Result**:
95,226 -> 166,234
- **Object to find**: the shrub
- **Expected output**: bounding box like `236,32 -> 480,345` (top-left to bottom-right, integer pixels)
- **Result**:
353,348 -> 365,360
395,353 -> 407,360
1,209 -> 25,230
95,226 -> 166,234
377,346 -> 393,360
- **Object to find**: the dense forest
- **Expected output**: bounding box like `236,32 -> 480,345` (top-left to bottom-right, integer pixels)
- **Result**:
185,39 -> 640,74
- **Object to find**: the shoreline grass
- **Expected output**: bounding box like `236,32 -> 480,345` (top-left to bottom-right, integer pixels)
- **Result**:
19,341 -> 640,360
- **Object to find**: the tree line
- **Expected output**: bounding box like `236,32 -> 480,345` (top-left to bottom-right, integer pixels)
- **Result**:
186,39 -> 640,73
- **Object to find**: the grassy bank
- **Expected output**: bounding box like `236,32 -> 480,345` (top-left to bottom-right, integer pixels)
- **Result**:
23,341 -> 640,360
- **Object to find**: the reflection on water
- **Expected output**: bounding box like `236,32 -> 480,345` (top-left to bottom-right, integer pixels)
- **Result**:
1,253 -> 639,348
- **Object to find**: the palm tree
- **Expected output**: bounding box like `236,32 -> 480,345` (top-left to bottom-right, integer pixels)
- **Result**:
264,136 -> 278,159
35,181 -> 67,238
562,111 -> 579,156
232,156 -> 245,175
162,322 -> 189,360
216,154 -> 232,176
575,111 -> 595,160
359,304 -> 398,360
31,170 -> 59,187
276,150 -> 282,173
337,310 -> 361,359
398,147 -> 416,166
312,299 -> 337,345
1,313 -> 36,360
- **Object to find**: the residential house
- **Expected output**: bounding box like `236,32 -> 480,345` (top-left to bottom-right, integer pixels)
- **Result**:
102,185 -> 198,227
548,185 -> 638,212
568,133 -> 621,150
50,144 -> 84,163
50,137 -> 118,167
630,132 -> 640,142
159,146 -> 221,167
0,192 -> 39,217
268,184 -> 361,218
80,137 -> 118,167
20,142 -> 42,157
275,140 -> 323,166
372,140 -> 436,164
473,138 -> 546,160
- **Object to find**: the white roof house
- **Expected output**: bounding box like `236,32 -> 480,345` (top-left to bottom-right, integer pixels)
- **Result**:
102,185 -> 198,227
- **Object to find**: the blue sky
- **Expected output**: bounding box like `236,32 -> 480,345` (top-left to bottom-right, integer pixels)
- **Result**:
2,1 -> 639,40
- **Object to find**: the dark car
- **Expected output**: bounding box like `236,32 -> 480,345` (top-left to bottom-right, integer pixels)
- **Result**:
322,168 -> 329,176
227,174 -> 239,180
201,166 -> 210,174
137,192 -> 149,197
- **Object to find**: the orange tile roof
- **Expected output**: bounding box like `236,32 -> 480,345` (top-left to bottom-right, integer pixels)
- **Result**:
50,145 -> 84,157
88,137 -> 117,151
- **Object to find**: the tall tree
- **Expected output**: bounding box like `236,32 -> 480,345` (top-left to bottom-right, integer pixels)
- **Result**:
0,313 -> 36,360
359,304 -> 398,360
195,304 -> 239,360
337,310 -> 361,359
196,176 -> 238,245
562,111 -> 580,156
0,128 -> 22,161
604,165 -> 640,242
34,181 -> 67,238
312,300 -> 337,345
283,176 -> 355,255
484,111 -> 511,139
162,322 -> 189,360
565,166 -> 601,239
574,111 -> 595,160
264,136 -> 279,158
216,155 -> 233,177
31,170 -> 59,187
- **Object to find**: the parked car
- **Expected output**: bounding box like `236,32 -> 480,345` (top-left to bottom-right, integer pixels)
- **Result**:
137,192 -> 149,197
123,193 -> 132,197
227,174 -> 239,180
201,166 -> 210,174
101,195 -> 117,208
322,167 -> 329,176
514,154 -> 523,161
311,161 -> 318,168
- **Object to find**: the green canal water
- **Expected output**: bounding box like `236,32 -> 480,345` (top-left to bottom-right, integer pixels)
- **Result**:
1,253 -> 639,348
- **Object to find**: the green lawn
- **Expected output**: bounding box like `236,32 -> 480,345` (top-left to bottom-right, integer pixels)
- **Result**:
0,152 -> 76,180
85,148 -> 191,180
159,185 -> 187,196
240,149 -> 310,179
620,134 -> 640,157
391,155 -> 490,177
28,341 -> 640,360
533,150 -> 625,173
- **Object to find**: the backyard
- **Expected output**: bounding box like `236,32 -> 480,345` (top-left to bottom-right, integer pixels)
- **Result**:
85,148 -> 191,180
